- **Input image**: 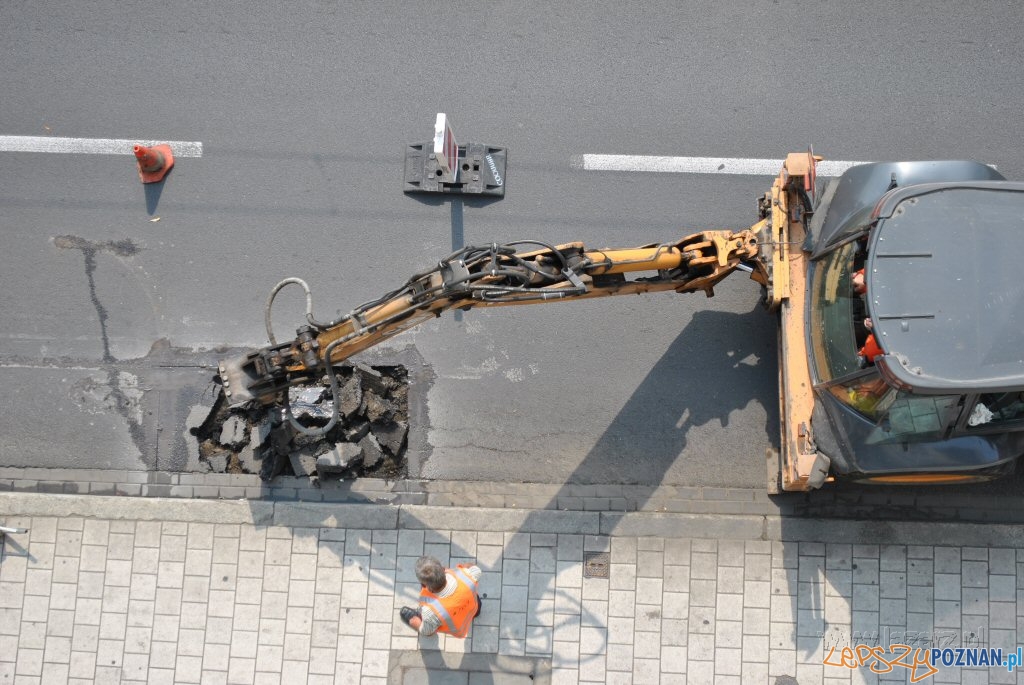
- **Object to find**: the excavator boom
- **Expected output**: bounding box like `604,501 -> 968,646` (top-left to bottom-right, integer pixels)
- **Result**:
219,152 -> 819,491
220,229 -> 768,408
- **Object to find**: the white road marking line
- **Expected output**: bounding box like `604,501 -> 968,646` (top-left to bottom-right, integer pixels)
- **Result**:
0,135 -> 203,157
0,363 -> 102,371
571,154 -> 870,177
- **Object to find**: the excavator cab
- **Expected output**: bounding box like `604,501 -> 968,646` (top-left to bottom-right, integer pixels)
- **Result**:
772,159 -> 1024,490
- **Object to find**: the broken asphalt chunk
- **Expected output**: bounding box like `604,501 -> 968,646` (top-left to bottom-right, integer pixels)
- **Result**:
251,416 -> 273,447
364,393 -> 397,423
359,432 -> 385,468
219,415 -> 249,449
186,403 -> 215,432
370,419 -> 408,456
271,424 -> 294,456
206,451 -> 229,473
343,419 -> 371,443
356,362 -> 396,397
289,447 -> 318,478
339,373 -> 363,418
316,443 -> 362,474
259,449 -> 287,482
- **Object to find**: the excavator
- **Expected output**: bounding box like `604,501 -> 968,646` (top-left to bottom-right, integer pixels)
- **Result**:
219,152 -> 1024,492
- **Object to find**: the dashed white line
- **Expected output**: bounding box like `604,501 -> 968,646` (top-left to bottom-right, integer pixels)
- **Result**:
571,154 -> 870,177
0,135 -> 203,157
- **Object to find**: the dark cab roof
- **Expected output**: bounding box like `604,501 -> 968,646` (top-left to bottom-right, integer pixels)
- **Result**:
868,181 -> 1024,394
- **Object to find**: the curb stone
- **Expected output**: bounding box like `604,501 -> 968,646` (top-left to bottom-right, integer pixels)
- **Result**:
4,491 -> 1024,547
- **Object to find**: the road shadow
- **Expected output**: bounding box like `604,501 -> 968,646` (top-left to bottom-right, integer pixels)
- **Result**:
559,305 -> 778,485
142,175 -> 168,215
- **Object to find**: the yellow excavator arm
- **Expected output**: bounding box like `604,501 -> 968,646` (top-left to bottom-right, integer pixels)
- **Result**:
219,152 -> 818,469
221,229 -> 765,407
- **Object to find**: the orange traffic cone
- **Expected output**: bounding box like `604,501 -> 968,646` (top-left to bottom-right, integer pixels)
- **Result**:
134,144 -> 174,183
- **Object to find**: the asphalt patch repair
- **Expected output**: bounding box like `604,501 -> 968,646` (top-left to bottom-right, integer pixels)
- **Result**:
189,363 -> 409,484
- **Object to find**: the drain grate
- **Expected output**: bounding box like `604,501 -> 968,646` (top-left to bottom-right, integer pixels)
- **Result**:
583,551 -> 610,578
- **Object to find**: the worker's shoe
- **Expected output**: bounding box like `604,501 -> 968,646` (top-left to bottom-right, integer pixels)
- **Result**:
399,606 -> 418,628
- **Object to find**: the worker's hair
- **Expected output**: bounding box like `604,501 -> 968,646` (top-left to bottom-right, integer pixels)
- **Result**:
415,556 -> 447,593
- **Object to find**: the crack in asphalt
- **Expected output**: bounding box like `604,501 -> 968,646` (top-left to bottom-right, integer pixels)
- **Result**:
53,235 -> 147,455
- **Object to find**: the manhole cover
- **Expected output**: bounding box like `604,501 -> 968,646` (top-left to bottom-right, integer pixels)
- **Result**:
583,551 -> 610,578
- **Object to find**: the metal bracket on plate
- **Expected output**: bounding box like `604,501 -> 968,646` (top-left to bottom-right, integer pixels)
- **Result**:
404,142 -> 507,197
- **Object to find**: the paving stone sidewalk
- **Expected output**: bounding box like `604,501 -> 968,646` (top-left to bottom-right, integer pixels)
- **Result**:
2,495 -> 1023,684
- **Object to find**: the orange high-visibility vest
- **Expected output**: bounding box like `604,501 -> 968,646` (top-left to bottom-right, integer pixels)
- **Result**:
860,333 -> 883,361
418,565 -> 479,638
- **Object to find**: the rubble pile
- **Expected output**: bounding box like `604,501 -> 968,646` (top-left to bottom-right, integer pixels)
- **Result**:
189,364 -> 409,483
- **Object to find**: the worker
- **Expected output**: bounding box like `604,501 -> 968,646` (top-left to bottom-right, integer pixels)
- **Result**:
853,268 -> 882,365
853,268 -> 867,295
846,375 -> 890,415
399,555 -> 482,638
858,317 -> 883,366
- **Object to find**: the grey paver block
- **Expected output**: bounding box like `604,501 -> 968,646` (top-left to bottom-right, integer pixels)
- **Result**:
689,605 -> 714,635
935,547 -> 961,573
934,574 -> 961,601
532,573 -> 557,597
663,589 -> 688,618
691,553 -> 718,580
772,542 -> 798,570
879,598 -> 906,626
502,559 -> 529,586
634,577 -> 662,605
852,584 -> 879,612
962,546 -> 988,561
798,555 -> 824,583
879,571 -> 907,598
501,584 -> 528,614
796,581 -> 823,610
634,603 -> 662,633
663,565 -> 689,593
907,585 -> 934,614
962,560 -> 989,587
718,540 -> 745,567
608,590 -> 635,618
556,560 -> 582,589
990,601 -> 1016,629
690,579 -> 716,607
990,574 -> 1016,602
933,600 -> 961,628
907,558 -> 933,587
823,594 -> 851,625
664,539 -> 690,566
717,566 -> 744,594
744,553 -> 771,583
962,587 -> 988,614
989,548 -> 1016,574
553,585 -> 582,615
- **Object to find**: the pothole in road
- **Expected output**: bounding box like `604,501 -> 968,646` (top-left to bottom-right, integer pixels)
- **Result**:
188,364 -> 409,484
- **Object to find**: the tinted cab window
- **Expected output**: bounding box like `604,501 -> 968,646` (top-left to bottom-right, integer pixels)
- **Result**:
827,371 -> 963,444
966,392 -> 1024,430
809,241 -> 861,382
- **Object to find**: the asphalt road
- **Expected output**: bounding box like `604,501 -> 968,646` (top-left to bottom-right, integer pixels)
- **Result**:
2,2 -> 1023,489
